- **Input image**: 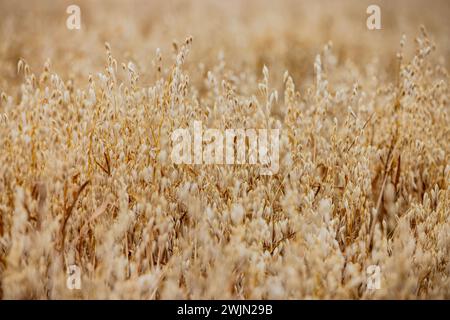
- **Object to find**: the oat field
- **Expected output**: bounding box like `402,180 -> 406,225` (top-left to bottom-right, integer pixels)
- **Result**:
0,0 -> 449,299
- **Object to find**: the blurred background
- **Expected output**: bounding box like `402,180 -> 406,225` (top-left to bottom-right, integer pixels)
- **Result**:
0,0 -> 449,94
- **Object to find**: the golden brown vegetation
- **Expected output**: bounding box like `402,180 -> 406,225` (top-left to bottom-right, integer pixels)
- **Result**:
0,0 -> 449,299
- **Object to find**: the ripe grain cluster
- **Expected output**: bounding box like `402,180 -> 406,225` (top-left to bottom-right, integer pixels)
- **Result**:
0,0 -> 448,299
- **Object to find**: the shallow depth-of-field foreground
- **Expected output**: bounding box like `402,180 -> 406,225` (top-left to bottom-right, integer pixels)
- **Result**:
0,0 -> 449,299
